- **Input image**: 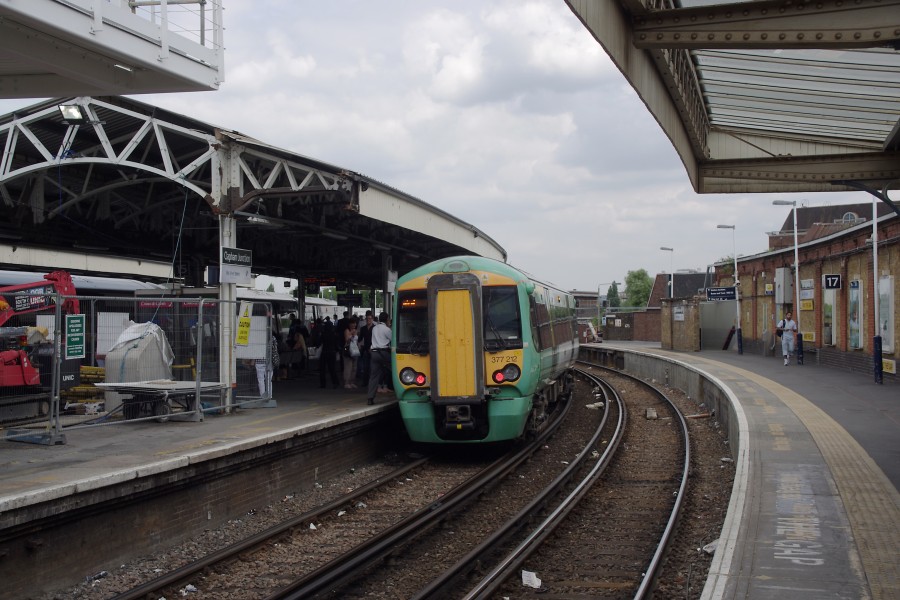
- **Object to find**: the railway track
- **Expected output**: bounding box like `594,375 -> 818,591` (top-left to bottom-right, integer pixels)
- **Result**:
79,362 -> 723,600
265,367 -> 689,599
481,365 -> 691,598
108,393 -> 575,600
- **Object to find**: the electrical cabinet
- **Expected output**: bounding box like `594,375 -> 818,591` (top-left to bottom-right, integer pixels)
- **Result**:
775,267 -> 793,304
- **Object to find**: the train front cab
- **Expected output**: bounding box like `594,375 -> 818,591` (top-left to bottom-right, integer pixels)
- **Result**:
395,270 -> 533,443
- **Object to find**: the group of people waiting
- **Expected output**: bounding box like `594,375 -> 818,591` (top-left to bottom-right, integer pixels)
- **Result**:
277,310 -> 394,405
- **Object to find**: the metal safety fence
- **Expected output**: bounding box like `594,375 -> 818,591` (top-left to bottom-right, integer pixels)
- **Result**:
0,292 -> 274,445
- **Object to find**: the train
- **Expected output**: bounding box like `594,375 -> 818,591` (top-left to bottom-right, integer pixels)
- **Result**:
392,256 -> 579,443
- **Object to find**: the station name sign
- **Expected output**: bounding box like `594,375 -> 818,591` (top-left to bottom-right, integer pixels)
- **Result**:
222,247 -> 252,266
221,247 -> 252,285
706,286 -> 737,301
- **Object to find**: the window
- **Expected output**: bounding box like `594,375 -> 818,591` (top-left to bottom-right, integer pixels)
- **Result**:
483,286 -> 523,350
822,286 -> 836,346
849,280 -> 862,349
879,276 -> 894,354
396,290 -> 429,354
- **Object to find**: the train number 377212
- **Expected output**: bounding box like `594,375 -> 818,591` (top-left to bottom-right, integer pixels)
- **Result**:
490,355 -> 518,364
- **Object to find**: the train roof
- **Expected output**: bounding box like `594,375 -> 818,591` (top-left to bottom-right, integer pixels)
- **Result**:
396,256 -> 570,296
0,270 -> 165,293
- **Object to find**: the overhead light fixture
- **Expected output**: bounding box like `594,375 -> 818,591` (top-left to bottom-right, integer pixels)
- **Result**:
58,104 -> 85,124
245,216 -> 283,227
322,232 -> 348,241
372,243 -> 390,251
114,63 -> 134,72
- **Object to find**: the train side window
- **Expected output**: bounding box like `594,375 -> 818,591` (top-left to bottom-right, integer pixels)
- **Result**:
529,298 -> 542,352
397,290 -> 429,354
483,286 -> 522,350
534,294 -> 553,349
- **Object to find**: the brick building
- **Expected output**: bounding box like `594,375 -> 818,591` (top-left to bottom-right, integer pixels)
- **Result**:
719,206 -> 898,383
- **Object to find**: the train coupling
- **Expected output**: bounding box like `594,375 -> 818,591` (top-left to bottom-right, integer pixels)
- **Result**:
443,404 -> 475,431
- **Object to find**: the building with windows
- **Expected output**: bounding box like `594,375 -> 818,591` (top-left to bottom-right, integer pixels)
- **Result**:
719,206 -> 898,383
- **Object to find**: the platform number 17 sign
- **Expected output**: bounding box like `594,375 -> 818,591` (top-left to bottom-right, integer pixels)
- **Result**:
824,274 -> 842,289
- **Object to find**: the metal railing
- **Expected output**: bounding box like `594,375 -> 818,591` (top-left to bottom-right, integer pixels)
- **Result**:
1,293 -> 273,445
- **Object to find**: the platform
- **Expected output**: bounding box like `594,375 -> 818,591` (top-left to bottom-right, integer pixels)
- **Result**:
599,342 -> 900,600
0,376 -> 391,511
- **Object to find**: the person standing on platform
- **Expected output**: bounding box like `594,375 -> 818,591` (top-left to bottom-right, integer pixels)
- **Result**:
342,320 -> 360,389
777,311 -> 798,366
318,317 -> 340,388
367,312 -> 392,406
357,311 -> 374,385
253,333 -> 279,397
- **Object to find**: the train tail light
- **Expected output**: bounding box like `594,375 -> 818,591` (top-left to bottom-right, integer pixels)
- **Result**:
400,367 -> 427,387
491,363 -> 521,384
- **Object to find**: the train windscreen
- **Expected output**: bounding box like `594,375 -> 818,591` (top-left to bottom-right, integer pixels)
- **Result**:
483,286 -> 523,350
397,290 -> 430,354
398,286 -> 523,354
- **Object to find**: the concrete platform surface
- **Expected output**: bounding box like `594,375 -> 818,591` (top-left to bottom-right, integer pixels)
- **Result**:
602,342 -> 900,600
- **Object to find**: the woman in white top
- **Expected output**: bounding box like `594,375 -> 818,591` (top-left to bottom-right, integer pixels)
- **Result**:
342,321 -> 360,388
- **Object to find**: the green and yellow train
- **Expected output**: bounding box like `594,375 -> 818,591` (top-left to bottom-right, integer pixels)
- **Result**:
392,256 -> 578,443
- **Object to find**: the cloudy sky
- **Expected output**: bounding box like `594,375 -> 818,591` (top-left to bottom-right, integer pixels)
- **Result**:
0,0 -> 868,292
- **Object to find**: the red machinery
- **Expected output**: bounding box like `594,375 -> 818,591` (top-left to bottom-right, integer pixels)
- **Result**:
0,328 -> 41,388
0,270 -> 80,327
0,271 -> 80,420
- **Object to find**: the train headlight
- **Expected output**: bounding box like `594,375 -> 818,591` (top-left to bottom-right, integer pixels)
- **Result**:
400,367 -> 427,386
492,363 -> 521,383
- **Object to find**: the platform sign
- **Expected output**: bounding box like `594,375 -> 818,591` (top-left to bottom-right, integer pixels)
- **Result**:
65,314 -> 86,359
824,274 -> 842,289
221,247 -> 252,284
707,287 -> 736,301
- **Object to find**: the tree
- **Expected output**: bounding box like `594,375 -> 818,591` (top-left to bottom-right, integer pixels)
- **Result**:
625,269 -> 653,308
266,283 -> 275,292
606,282 -> 621,307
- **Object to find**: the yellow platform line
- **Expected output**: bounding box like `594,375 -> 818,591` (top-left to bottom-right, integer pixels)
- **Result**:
686,356 -> 900,599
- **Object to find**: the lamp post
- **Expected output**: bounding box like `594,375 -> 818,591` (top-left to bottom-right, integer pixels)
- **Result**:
773,200 -> 801,359
717,224 -> 742,354
660,247 -> 674,298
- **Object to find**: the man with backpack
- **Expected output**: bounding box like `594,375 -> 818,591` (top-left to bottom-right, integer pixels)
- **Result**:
776,311 -> 798,366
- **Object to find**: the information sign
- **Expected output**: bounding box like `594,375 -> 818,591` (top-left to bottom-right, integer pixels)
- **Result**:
824,274 -> 842,289
236,302 -> 252,346
65,314 -> 86,359
706,287 -> 737,301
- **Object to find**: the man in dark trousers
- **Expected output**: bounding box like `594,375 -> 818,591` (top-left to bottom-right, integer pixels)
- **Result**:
367,312 -> 392,405
318,317 -> 340,388
357,311 -> 374,385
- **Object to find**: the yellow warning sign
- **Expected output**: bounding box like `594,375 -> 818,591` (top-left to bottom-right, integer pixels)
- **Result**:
236,302 -> 252,346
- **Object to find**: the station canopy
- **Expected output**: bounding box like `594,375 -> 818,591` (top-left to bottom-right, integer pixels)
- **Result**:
0,96 -> 505,289
566,0 -> 900,209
